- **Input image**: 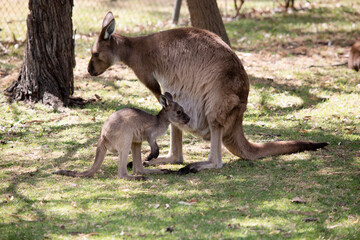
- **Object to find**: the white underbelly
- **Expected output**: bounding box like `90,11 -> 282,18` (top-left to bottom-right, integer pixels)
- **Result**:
154,72 -> 210,139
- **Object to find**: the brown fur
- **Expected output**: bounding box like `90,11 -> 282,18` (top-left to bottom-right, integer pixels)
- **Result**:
53,93 -> 190,180
348,41 -> 360,71
87,12 -> 327,174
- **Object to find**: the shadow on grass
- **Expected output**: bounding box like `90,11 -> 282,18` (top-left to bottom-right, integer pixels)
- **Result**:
1,138 -> 358,239
1,87 -> 358,239
227,6 -> 360,50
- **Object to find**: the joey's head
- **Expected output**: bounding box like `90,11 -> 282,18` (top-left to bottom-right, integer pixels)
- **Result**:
88,11 -> 119,76
160,92 -> 190,126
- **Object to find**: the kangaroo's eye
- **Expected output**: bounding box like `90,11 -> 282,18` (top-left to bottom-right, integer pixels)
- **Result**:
176,111 -> 181,115
92,53 -> 99,58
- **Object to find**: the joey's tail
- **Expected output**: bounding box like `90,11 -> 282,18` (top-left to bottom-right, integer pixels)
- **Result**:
52,139 -> 107,177
223,115 -> 328,160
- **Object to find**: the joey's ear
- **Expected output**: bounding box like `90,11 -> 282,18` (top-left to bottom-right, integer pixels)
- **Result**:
101,12 -> 115,40
164,92 -> 173,101
159,95 -> 168,108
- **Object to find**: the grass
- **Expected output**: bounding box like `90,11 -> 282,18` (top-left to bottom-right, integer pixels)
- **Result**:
1,0 -> 360,239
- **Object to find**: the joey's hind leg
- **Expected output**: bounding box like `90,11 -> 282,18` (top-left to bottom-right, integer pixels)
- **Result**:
127,139 -> 159,169
178,122 -> 223,175
116,141 -> 144,181
132,143 -> 173,175
146,124 -> 184,166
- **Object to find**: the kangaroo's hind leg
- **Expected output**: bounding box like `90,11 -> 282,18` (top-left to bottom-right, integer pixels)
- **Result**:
132,142 -> 172,176
116,139 -> 141,180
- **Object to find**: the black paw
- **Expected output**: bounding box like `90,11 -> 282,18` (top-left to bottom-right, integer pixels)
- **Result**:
177,165 -> 199,175
145,149 -> 159,161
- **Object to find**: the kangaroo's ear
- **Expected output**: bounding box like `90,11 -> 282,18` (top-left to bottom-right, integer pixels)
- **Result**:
159,95 -> 168,108
101,12 -> 115,40
164,92 -> 173,101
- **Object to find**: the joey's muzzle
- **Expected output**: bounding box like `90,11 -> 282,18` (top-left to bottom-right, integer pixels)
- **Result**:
184,115 -> 190,124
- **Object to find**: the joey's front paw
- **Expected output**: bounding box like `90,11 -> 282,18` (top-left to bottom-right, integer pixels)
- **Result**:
145,150 -> 159,162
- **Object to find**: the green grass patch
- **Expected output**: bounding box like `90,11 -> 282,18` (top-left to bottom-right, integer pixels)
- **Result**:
1,0 -> 360,239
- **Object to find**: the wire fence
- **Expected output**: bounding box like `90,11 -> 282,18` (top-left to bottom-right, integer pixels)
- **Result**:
0,0 -> 280,42
0,0 -> 187,42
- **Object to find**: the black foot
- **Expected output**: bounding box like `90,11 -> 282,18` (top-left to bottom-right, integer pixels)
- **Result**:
177,165 -> 199,175
160,169 -> 178,174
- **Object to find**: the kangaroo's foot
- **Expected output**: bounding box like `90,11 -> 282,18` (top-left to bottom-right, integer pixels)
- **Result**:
145,154 -> 184,166
133,168 -> 176,175
117,174 -> 147,181
177,161 -> 222,175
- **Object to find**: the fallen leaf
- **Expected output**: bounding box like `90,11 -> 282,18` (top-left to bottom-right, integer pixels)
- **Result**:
187,198 -> 199,204
291,197 -> 307,204
178,201 -> 191,206
94,94 -> 102,100
327,224 -> 341,229
302,217 -> 319,222
346,129 -> 355,134
6,195 -> 14,202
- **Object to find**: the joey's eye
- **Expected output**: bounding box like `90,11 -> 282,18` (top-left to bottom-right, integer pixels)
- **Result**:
92,53 -> 99,58
176,111 -> 181,115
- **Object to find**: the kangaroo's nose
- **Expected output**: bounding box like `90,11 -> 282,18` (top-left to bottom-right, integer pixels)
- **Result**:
88,62 -> 95,76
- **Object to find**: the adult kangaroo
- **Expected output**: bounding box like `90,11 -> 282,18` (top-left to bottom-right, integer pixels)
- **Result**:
348,41 -> 360,71
88,12 -> 327,174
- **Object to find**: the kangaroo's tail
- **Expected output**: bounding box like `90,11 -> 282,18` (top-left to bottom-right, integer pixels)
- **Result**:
52,139 -> 107,177
223,115 -> 328,160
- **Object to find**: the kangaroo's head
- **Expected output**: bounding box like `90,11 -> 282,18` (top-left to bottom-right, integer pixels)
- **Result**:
160,92 -> 190,125
88,11 -> 120,76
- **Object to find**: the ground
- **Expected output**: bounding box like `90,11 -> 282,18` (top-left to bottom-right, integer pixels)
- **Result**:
0,0 -> 359,239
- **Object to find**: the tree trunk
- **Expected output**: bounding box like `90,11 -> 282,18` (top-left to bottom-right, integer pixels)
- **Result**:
186,0 -> 231,47
5,0 -> 75,107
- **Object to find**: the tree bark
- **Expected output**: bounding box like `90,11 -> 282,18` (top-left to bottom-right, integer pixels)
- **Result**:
5,0 -> 75,107
186,0 -> 231,47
